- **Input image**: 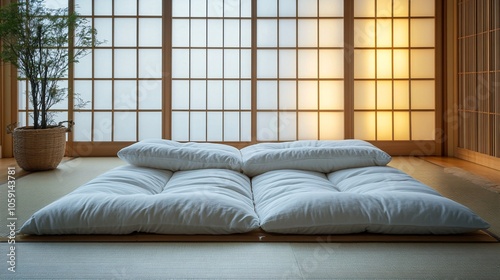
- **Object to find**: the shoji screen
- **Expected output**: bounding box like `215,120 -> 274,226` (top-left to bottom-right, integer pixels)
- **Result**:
170,0 -> 252,142
72,0 -> 163,142
353,0 -> 436,141
256,0 -> 344,141
457,0 -> 500,160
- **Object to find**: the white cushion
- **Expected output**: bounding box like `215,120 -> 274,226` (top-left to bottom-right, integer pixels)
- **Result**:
241,140 -> 391,177
20,166 -> 260,235
117,139 -> 242,172
252,167 -> 490,235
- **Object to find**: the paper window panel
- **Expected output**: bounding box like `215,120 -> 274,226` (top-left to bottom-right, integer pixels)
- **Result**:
320,81 -> 344,110
73,112 -> 92,141
376,0 -> 392,17
298,82 -> 319,110
410,50 -> 435,79
74,54 -> 92,79
191,0 -> 207,17
190,112 -> 207,141
75,0 -> 92,15
94,50 -> 112,78
257,20 -> 278,48
298,20 -> 318,48
257,82 -> 278,110
279,20 -> 297,47
411,112 -> 435,140
376,19 -> 392,48
393,19 -> 409,47
190,50 -> 207,78
354,0 -> 375,17
207,81 -> 223,110
279,0 -> 296,16
207,50 -> 223,78
224,50 -> 240,78
171,112 -> 189,141
257,112 -> 278,141
354,81 -> 376,109
190,81 -> 207,110
279,112 -> 297,141
139,18 -> 162,47
393,0 -> 409,17
94,18 -> 112,47
95,0 -> 112,15
298,0 -> 317,17
114,0 -> 136,15
257,50 -> 278,78
93,81 -> 113,110
114,112 -> 137,141
172,50 -> 190,79
139,112 -> 162,140
298,112 -> 319,140
207,20 -> 223,47
114,81 -> 137,110
377,112 -> 393,140
318,0 -> 344,17
240,112 -> 252,141
207,112 -> 223,141
411,81 -> 435,110
319,50 -> 344,79
223,112 -> 242,141
190,20 -> 207,48
94,112 -> 113,142
172,81 -> 190,110
138,81 -> 162,110
139,50 -> 162,79
394,81 -> 410,110
377,81 -> 393,110
224,81 -> 241,110
354,50 -> 376,79
354,112 -> 376,140
393,112 -> 410,140
74,81 -> 93,110
279,50 -> 297,78
139,0 -> 162,16
114,19 -> 137,47
114,50 -> 137,78
319,20 -> 344,48
354,20 -> 376,48
257,0 -> 277,17
320,112 -> 344,140
411,19 -> 435,47
279,82 -> 297,110
376,50 -> 393,79
411,0 -> 435,17
298,50 -> 318,78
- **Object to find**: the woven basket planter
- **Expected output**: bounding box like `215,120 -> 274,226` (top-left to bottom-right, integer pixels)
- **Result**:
9,123 -> 72,171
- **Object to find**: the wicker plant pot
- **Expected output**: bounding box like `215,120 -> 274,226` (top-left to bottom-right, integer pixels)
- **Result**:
9,124 -> 71,171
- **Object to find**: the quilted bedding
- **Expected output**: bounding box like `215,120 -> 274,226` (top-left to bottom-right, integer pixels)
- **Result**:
19,139 -> 490,235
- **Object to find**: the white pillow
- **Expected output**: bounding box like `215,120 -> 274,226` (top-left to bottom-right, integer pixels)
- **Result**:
117,139 -> 242,172
241,140 -> 391,177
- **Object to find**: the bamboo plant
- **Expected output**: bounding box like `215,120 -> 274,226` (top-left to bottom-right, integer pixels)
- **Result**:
0,0 -> 98,129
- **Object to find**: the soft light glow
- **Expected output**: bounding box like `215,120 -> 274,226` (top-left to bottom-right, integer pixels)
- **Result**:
354,112 -> 376,140
377,112 -> 393,140
353,0 -> 436,141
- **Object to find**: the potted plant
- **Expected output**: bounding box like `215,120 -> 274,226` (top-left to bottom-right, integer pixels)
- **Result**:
0,0 -> 99,171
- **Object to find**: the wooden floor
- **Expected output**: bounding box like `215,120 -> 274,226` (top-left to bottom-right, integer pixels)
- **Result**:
423,156 -> 500,185
1,156 -> 500,186
0,157 -> 72,185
